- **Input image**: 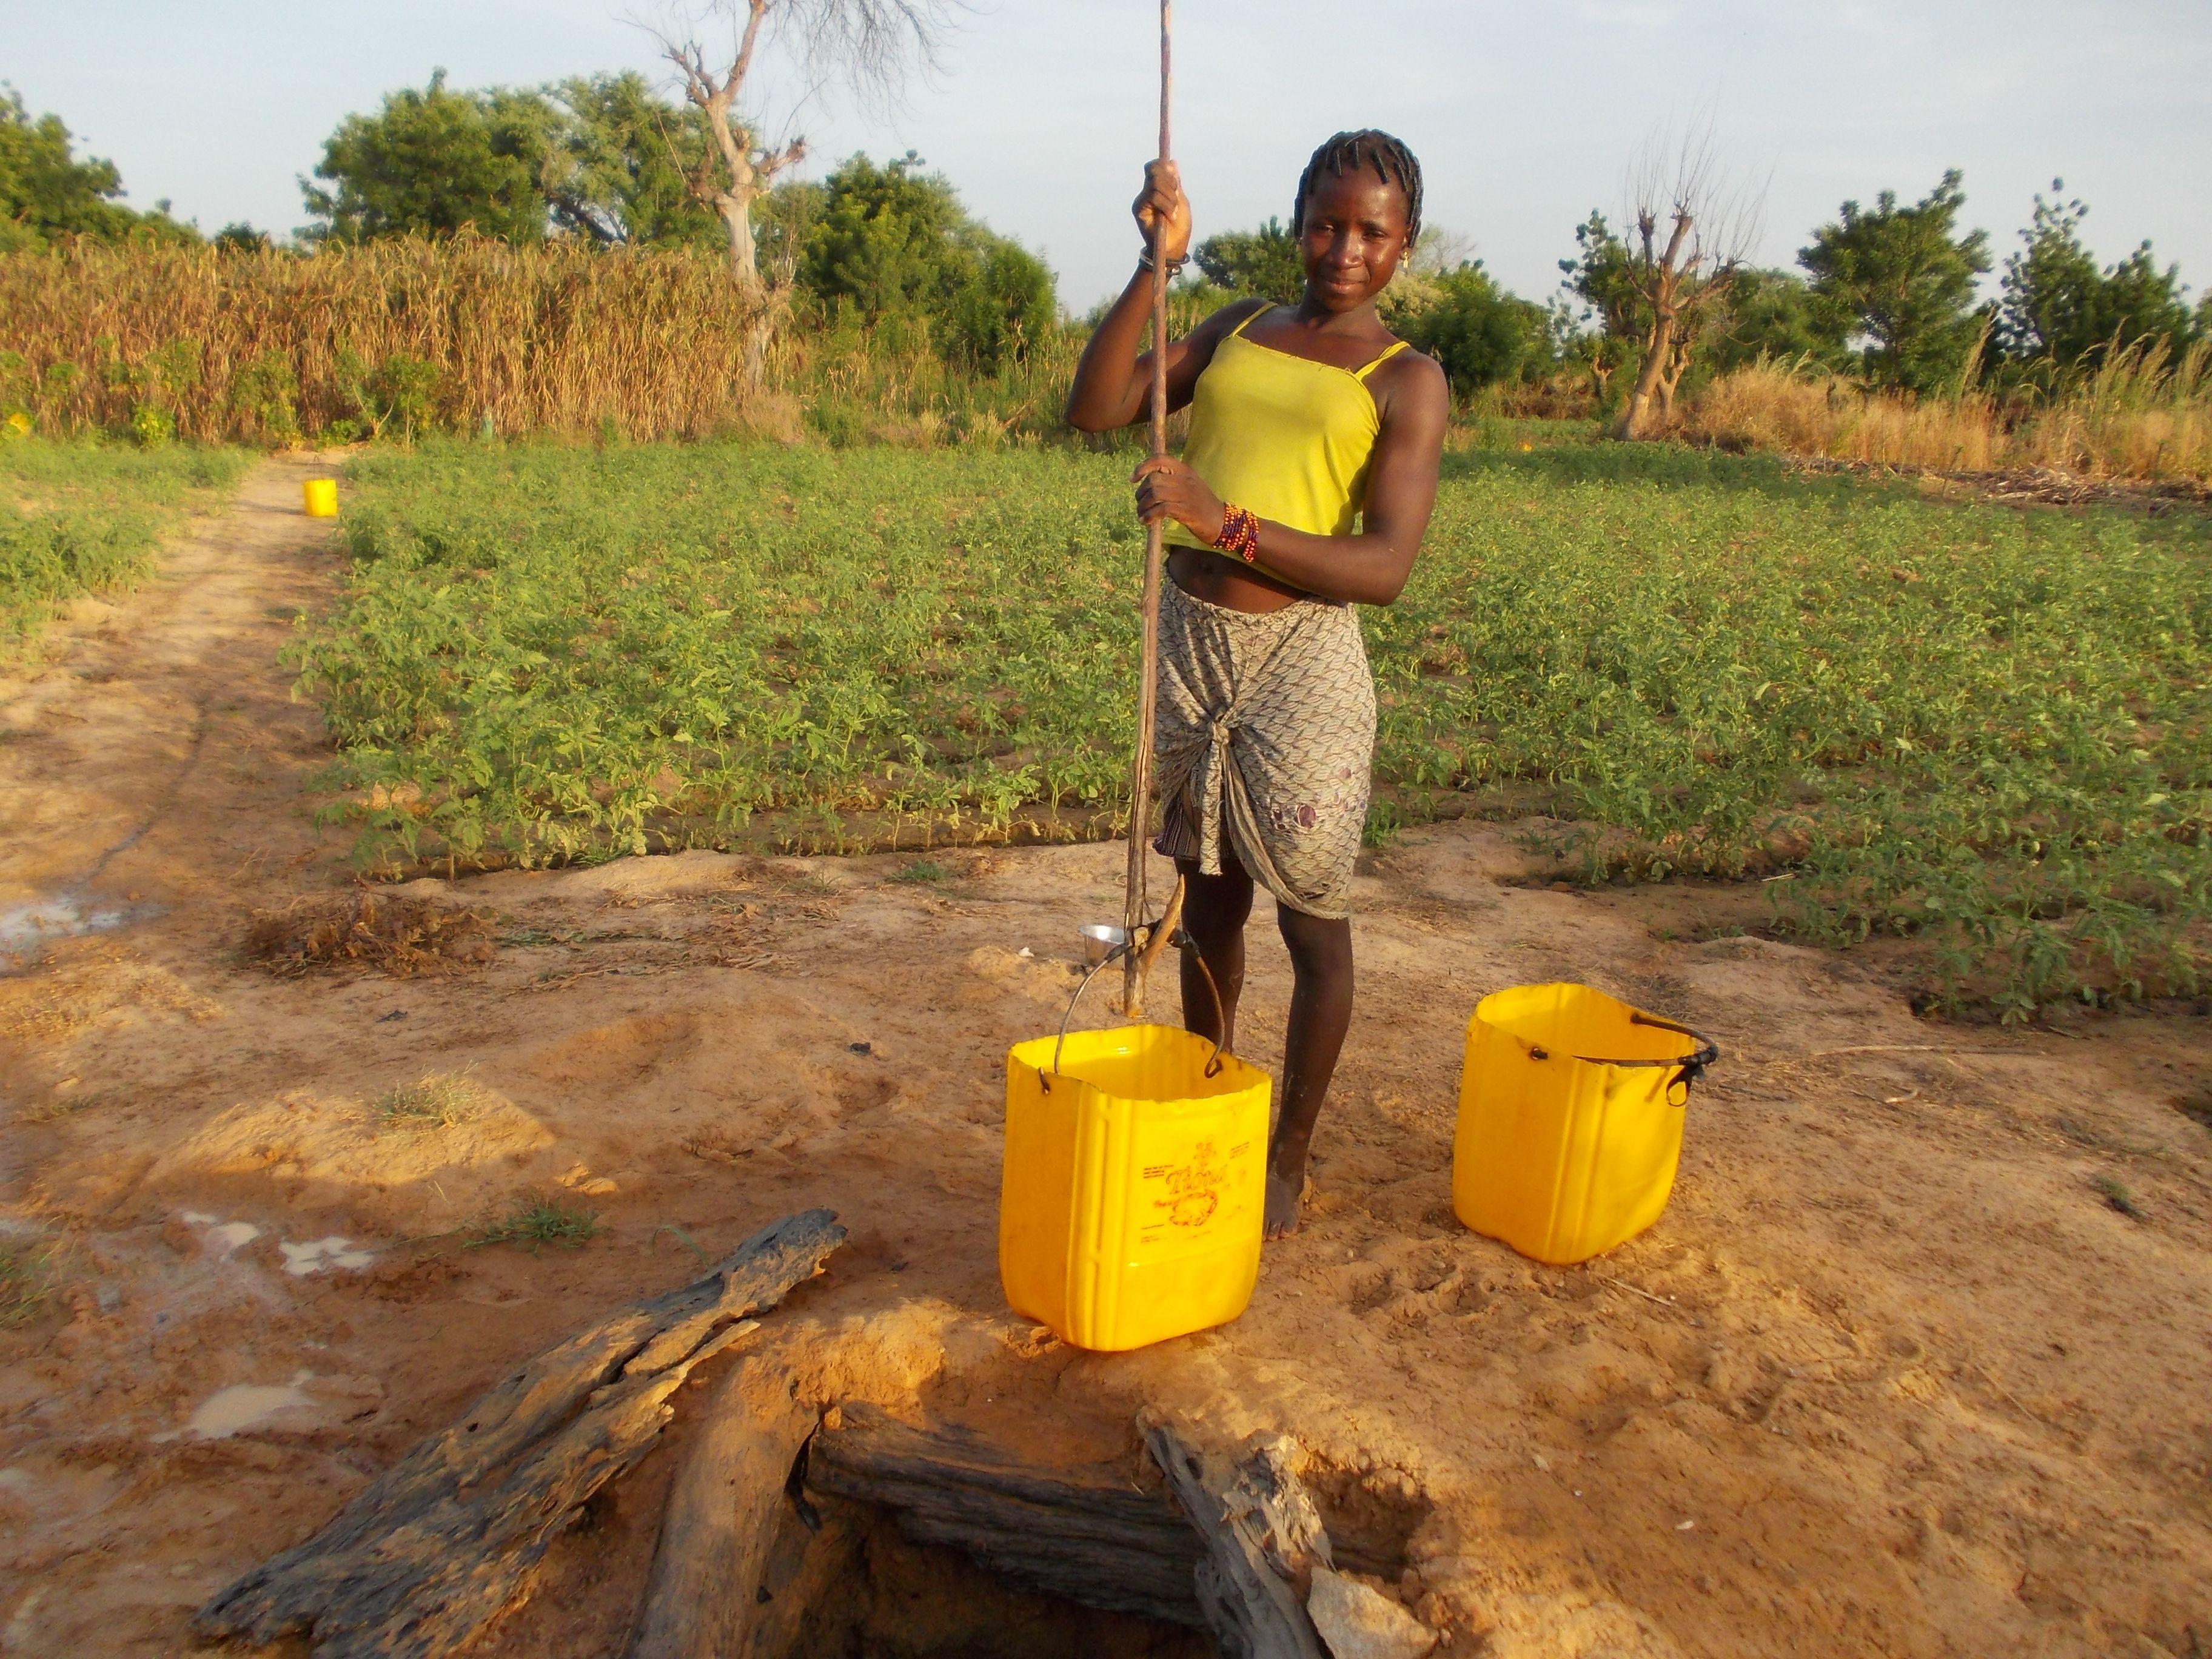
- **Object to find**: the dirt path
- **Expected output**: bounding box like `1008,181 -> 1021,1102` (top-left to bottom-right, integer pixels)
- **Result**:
1,469 -> 2209,1658
0,452 -> 348,940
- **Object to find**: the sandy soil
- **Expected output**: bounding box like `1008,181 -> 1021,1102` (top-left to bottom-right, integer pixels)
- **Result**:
1,459 -> 2209,1658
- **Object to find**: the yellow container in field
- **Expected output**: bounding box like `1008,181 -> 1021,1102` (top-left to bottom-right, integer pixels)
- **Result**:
1453,984 -> 1717,1265
1001,1024 -> 1271,1352
303,478 -> 338,517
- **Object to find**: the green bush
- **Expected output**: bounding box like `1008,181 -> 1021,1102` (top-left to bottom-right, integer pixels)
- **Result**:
1398,264 -> 1550,397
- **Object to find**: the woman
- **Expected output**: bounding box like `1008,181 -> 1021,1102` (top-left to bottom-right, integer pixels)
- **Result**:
1066,131 -> 1447,1238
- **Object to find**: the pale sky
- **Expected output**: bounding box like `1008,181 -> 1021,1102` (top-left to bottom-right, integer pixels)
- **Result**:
7,1 -> 2208,312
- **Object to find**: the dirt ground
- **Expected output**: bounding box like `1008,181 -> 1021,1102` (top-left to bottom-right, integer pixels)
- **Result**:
1,458 -> 2209,1658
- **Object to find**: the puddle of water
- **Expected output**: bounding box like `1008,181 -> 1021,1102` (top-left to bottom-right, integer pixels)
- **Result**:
0,894 -> 130,966
181,1371 -> 316,1439
178,1212 -> 263,1257
280,1237 -> 374,1276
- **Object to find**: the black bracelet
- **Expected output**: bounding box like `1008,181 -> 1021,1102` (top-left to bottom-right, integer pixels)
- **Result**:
1138,247 -> 1188,275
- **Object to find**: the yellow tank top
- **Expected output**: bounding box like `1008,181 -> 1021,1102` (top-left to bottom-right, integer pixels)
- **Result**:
1163,306 -> 1410,551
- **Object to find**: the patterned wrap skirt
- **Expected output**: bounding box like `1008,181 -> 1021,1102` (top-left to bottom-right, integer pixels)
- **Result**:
1151,577 -> 1377,920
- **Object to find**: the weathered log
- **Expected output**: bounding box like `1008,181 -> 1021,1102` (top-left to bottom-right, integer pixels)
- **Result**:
1144,1419 -> 1330,1659
805,1401 -> 1207,1627
625,1358 -> 816,1659
196,1208 -> 846,1659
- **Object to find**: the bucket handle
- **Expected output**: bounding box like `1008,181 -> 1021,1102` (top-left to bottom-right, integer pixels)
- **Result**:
1041,928 -> 1228,1090
1565,1011 -> 1721,1108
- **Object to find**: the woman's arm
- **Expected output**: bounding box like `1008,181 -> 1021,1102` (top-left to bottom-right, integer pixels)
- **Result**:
1131,351 -> 1450,606
1065,163 -> 1261,432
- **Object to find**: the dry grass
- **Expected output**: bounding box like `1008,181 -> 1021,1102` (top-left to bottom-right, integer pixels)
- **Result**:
243,892 -> 496,978
1,236 -> 766,443
1683,342 -> 2212,484
0,1239 -> 53,1328
376,1072 -> 488,1131
0,236 -> 1087,448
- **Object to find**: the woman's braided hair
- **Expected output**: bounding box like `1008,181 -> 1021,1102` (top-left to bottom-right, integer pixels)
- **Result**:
1293,130 -> 1424,245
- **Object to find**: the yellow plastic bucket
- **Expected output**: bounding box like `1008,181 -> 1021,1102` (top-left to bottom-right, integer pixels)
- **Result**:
302,478 -> 338,518
1452,983 -> 1717,1265
1001,1024 -> 1270,1352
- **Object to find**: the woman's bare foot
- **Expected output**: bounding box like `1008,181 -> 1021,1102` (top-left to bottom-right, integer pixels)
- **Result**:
1264,1167 -> 1305,1239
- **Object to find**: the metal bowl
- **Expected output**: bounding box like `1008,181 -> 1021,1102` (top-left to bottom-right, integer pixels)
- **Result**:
1079,923 -> 1131,965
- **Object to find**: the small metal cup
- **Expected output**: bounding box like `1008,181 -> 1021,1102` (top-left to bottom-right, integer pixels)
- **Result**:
1079,923 -> 1130,965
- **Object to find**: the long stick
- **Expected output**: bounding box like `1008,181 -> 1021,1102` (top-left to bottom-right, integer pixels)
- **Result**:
1123,0 -> 1172,1019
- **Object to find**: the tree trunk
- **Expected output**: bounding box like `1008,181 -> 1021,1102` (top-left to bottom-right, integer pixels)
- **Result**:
195,1210 -> 846,1659
740,290 -> 780,400
1656,334 -> 1691,421
627,1362 -> 816,1659
717,184 -> 762,293
1144,1419 -> 1332,1659
1615,310 -> 1677,439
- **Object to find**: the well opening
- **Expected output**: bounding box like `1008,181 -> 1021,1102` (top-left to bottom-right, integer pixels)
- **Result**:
1302,1457 -> 1435,1581
764,1496 -> 1218,1659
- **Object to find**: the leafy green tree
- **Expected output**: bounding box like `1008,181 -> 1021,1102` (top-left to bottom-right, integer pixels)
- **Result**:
541,73 -> 719,249
1800,170 -> 1992,395
754,177 -> 826,285
0,85 -> 196,249
1703,268 -> 1843,374
1557,212 -> 1644,405
801,152 -> 976,320
1397,262 -> 1549,396
800,153 -> 1057,369
303,69 -> 552,243
0,87 -> 133,247
1560,212 -> 1640,338
1191,218 -> 1304,304
1996,182 -> 2197,371
947,240 -> 1059,370
213,221 -> 273,252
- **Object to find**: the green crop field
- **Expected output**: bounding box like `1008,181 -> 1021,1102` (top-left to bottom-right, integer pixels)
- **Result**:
0,438 -> 249,655
297,438 -> 2211,1018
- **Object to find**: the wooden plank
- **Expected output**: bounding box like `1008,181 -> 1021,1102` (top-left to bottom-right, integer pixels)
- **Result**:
1144,1420 -> 1330,1659
195,1209 -> 845,1658
805,1402 -> 1206,1627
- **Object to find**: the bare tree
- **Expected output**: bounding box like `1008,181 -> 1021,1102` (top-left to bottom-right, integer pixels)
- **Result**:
646,0 -> 959,389
1612,129 -> 1761,438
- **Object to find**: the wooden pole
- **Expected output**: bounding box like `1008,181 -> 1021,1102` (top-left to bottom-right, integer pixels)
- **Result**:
1123,0 -> 1172,1019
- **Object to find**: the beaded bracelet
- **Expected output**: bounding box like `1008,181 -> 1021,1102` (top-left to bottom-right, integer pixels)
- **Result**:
1212,503 -> 1261,564
1137,246 -> 1189,275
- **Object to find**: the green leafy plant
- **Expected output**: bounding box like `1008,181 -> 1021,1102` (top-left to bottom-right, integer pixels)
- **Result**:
466,1198 -> 602,1252
299,439 -> 2211,1019
128,401 -> 173,447
231,349 -> 302,444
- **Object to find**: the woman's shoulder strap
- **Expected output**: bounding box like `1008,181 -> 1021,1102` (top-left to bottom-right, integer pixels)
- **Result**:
1224,301 -> 1273,341
1353,339 -> 1412,380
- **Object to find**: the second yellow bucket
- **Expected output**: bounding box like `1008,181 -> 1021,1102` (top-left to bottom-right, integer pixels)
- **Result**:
1001,1024 -> 1270,1352
303,478 -> 338,518
1453,983 -> 1717,1265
